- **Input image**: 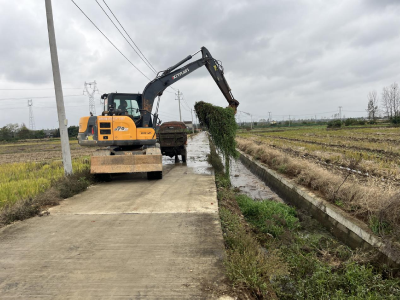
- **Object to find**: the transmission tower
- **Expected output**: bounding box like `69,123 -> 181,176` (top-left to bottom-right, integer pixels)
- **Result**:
84,81 -> 99,115
28,99 -> 36,130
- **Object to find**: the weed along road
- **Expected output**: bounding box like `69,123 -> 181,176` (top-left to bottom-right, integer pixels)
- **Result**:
0,132 -> 230,299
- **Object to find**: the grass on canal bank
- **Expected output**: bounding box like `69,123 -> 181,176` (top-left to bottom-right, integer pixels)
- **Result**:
208,142 -> 400,299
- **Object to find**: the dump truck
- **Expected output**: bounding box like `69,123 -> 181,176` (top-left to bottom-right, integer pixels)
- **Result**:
158,121 -> 188,162
78,46 -> 239,180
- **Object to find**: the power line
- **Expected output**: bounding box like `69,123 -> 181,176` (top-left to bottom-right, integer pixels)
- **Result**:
73,0 -> 179,95
100,0 -> 157,74
343,110 -> 366,113
0,88 -> 81,90
95,0 -> 156,75
70,0 -> 152,81
0,94 -> 83,101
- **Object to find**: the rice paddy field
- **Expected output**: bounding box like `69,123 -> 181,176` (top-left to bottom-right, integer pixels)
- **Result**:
0,139 -> 94,208
237,125 -> 400,237
238,125 -> 400,188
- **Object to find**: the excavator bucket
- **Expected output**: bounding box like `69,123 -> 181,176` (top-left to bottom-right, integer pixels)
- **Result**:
90,148 -> 162,174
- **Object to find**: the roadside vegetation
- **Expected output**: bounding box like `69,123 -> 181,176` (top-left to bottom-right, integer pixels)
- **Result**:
0,165 -> 93,227
208,141 -> 400,299
0,157 -> 90,207
0,138 -> 95,227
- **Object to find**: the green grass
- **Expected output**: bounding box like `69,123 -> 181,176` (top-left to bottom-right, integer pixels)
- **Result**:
236,194 -> 299,237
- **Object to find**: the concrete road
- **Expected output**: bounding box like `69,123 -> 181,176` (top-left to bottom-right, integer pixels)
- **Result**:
0,133 -> 231,299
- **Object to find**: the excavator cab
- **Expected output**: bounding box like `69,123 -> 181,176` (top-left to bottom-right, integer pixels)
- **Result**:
104,94 -> 141,117
78,93 -> 156,148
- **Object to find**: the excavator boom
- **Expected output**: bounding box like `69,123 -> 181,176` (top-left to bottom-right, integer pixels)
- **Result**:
140,47 -> 239,127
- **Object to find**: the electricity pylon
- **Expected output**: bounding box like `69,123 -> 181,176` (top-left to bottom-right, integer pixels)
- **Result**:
28,99 -> 35,130
84,81 -> 99,115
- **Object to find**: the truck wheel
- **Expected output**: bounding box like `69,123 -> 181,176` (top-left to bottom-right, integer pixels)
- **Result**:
147,171 -> 163,180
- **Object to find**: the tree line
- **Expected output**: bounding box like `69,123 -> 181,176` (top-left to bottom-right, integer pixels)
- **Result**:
0,124 -> 79,142
367,82 -> 400,123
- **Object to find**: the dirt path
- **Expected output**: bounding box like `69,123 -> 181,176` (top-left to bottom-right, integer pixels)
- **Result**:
0,132 -> 232,299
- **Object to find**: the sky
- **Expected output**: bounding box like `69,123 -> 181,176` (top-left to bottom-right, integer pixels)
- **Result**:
0,0 -> 399,129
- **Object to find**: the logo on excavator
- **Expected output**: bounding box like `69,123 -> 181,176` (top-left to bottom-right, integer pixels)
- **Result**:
172,68 -> 189,80
115,126 -> 128,131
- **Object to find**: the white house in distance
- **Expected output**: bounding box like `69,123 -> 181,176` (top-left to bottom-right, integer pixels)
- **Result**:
184,121 -> 193,130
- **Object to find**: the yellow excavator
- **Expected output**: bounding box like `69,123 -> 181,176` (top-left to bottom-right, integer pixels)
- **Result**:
78,46 -> 239,179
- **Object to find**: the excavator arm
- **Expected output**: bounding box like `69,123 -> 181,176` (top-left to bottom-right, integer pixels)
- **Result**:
141,47 -> 239,127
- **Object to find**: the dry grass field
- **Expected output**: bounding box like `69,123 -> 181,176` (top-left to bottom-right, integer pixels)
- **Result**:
0,139 -> 96,164
237,125 -> 400,238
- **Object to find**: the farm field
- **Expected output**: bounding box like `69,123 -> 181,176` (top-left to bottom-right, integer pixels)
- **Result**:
238,125 -> 400,188
0,139 -> 94,209
0,139 -> 96,164
237,125 -> 400,237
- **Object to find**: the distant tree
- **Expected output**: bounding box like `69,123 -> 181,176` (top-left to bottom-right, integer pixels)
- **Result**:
34,130 -> 46,139
0,126 -> 13,141
0,123 -> 19,141
366,91 -> 379,121
17,124 -> 31,139
381,82 -> 400,118
327,120 -> 342,128
67,126 -> 79,138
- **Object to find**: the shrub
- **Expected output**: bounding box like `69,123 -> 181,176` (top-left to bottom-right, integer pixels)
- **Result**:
358,119 -> 366,125
345,118 -> 357,126
390,116 -> 400,124
327,120 -> 342,128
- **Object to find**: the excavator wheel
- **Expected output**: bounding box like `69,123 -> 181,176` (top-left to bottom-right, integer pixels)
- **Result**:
147,171 -> 163,180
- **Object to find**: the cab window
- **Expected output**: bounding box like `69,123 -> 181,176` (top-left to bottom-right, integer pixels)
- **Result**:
113,98 -> 141,118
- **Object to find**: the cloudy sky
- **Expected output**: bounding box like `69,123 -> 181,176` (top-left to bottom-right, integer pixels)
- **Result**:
1,0 -> 400,129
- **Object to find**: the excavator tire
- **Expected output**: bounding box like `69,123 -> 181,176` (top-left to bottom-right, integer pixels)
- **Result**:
147,171 -> 163,180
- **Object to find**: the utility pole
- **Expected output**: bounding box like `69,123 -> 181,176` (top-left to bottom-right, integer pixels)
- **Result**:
190,109 -> 195,133
84,81 -> 99,115
339,106 -> 342,121
45,0 -> 73,175
28,99 -> 36,130
289,115 -> 291,127
175,90 -> 182,122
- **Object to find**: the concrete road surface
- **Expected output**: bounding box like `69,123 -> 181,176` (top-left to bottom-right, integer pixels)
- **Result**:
0,132 -> 231,299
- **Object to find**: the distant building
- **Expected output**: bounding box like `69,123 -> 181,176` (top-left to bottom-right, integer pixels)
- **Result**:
183,121 -> 193,129
44,130 -> 54,138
